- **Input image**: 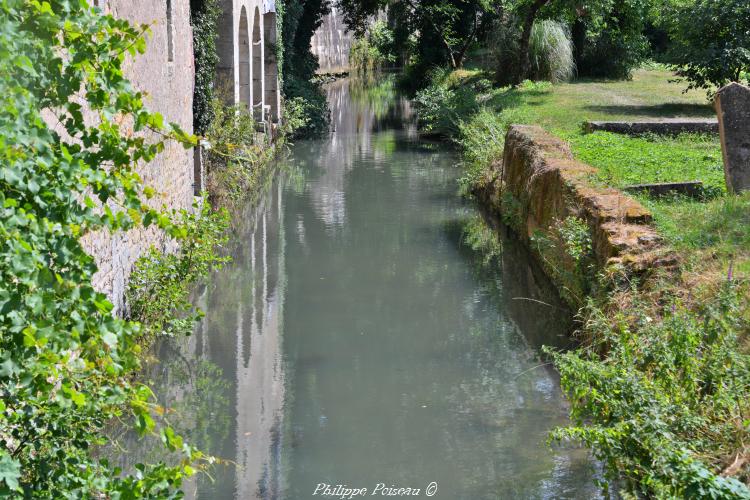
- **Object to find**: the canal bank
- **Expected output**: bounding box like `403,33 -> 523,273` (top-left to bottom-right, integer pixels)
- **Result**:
127,77 -> 604,499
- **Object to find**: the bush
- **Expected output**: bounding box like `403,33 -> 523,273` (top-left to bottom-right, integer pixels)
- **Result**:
413,68 -> 488,136
203,99 -> 277,208
529,20 -> 575,83
575,0 -> 650,79
350,20 -> 396,76
667,0 -> 750,93
283,74 -> 330,139
489,16 -> 522,87
456,108 -> 513,190
126,201 -> 230,339
549,282 -> 750,497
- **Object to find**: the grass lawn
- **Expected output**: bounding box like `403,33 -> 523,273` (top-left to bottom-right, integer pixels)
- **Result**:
482,68 -> 724,190
442,68 -> 749,284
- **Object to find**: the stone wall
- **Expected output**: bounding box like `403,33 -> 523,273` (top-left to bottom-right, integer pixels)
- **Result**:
80,0 -> 196,313
310,6 -> 353,74
474,125 -> 675,305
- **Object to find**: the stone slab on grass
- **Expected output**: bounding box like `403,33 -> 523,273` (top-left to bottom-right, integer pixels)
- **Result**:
624,181 -> 704,198
585,120 -> 718,135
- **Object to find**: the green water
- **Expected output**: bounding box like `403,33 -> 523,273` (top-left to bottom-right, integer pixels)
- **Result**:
133,78 -> 602,499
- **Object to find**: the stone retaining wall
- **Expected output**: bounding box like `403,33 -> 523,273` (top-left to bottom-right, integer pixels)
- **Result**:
474,125 -> 675,305
79,0 -> 196,313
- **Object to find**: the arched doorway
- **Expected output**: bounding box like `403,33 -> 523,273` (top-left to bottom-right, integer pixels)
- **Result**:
251,7 -> 264,121
238,7 -> 251,109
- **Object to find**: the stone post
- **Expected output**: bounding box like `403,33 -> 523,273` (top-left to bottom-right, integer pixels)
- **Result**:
714,82 -> 750,193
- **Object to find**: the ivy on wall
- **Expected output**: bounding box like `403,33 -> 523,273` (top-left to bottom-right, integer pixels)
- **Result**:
190,0 -> 221,135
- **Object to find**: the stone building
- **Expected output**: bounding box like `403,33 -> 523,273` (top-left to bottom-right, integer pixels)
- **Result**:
80,0 -> 281,312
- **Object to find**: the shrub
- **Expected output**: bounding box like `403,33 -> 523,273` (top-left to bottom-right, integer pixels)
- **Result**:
350,20 -> 396,76
575,0 -> 650,79
456,108 -> 512,190
126,201 -> 230,339
489,16 -> 522,87
283,74 -> 330,139
667,0 -> 750,93
549,282 -> 750,497
203,99 -> 276,208
413,68 -> 487,136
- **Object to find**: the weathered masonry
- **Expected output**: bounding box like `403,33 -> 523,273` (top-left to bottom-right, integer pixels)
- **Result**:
81,0 -> 282,312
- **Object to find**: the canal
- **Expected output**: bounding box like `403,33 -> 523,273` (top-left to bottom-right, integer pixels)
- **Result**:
134,77 -> 602,499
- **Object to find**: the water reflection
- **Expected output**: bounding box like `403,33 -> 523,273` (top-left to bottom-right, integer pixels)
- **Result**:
123,77 -> 603,499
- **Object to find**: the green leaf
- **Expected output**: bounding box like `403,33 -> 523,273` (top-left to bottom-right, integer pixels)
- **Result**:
0,454 -> 21,491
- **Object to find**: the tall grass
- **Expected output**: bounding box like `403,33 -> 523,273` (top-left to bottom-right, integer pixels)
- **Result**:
529,20 -> 575,83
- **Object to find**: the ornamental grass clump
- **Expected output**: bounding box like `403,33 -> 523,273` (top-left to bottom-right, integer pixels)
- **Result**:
528,20 -> 575,84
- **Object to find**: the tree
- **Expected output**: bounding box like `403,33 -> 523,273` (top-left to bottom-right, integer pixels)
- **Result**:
338,0 -> 498,71
667,0 -> 750,92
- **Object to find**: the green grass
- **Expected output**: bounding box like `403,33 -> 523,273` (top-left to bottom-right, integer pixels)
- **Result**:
640,192 -> 750,277
444,68 -> 748,280
569,132 -> 724,190
479,69 -> 723,190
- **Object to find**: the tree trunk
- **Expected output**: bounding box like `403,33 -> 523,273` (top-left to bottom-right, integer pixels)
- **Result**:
515,0 -> 550,84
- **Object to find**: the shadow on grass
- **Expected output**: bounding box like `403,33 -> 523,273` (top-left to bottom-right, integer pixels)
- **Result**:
584,103 -> 714,118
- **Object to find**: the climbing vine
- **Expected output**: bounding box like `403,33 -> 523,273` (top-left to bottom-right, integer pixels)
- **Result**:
190,0 -> 221,135
0,1 -> 209,495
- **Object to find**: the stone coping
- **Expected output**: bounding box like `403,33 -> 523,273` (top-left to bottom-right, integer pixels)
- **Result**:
585,120 -> 718,135
473,125 -> 677,305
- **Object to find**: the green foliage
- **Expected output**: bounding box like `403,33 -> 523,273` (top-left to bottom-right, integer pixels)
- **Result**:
281,0 -> 331,138
340,0 -> 498,78
283,75 -> 330,139
528,20 -> 574,83
558,216 -> 592,265
529,216 -> 595,305
203,99 -> 278,208
457,107 -> 520,190
0,0 -> 210,495
574,0 -> 651,79
190,0 -> 222,135
413,68 -> 491,136
126,201 -> 230,338
549,283 -> 750,497
350,21 -> 397,76
667,0 -> 750,93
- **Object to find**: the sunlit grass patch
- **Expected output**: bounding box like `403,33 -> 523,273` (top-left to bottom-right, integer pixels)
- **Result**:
639,192 -> 750,281
567,131 -> 724,190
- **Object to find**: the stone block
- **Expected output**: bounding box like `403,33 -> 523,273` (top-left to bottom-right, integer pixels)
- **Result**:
585,120 -> 718,136
714,82 -> 750,193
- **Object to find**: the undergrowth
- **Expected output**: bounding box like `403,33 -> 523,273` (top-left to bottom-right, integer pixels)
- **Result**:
126,201 -> 230,339
203,99 -> 281,210
549,281 -> 750,498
